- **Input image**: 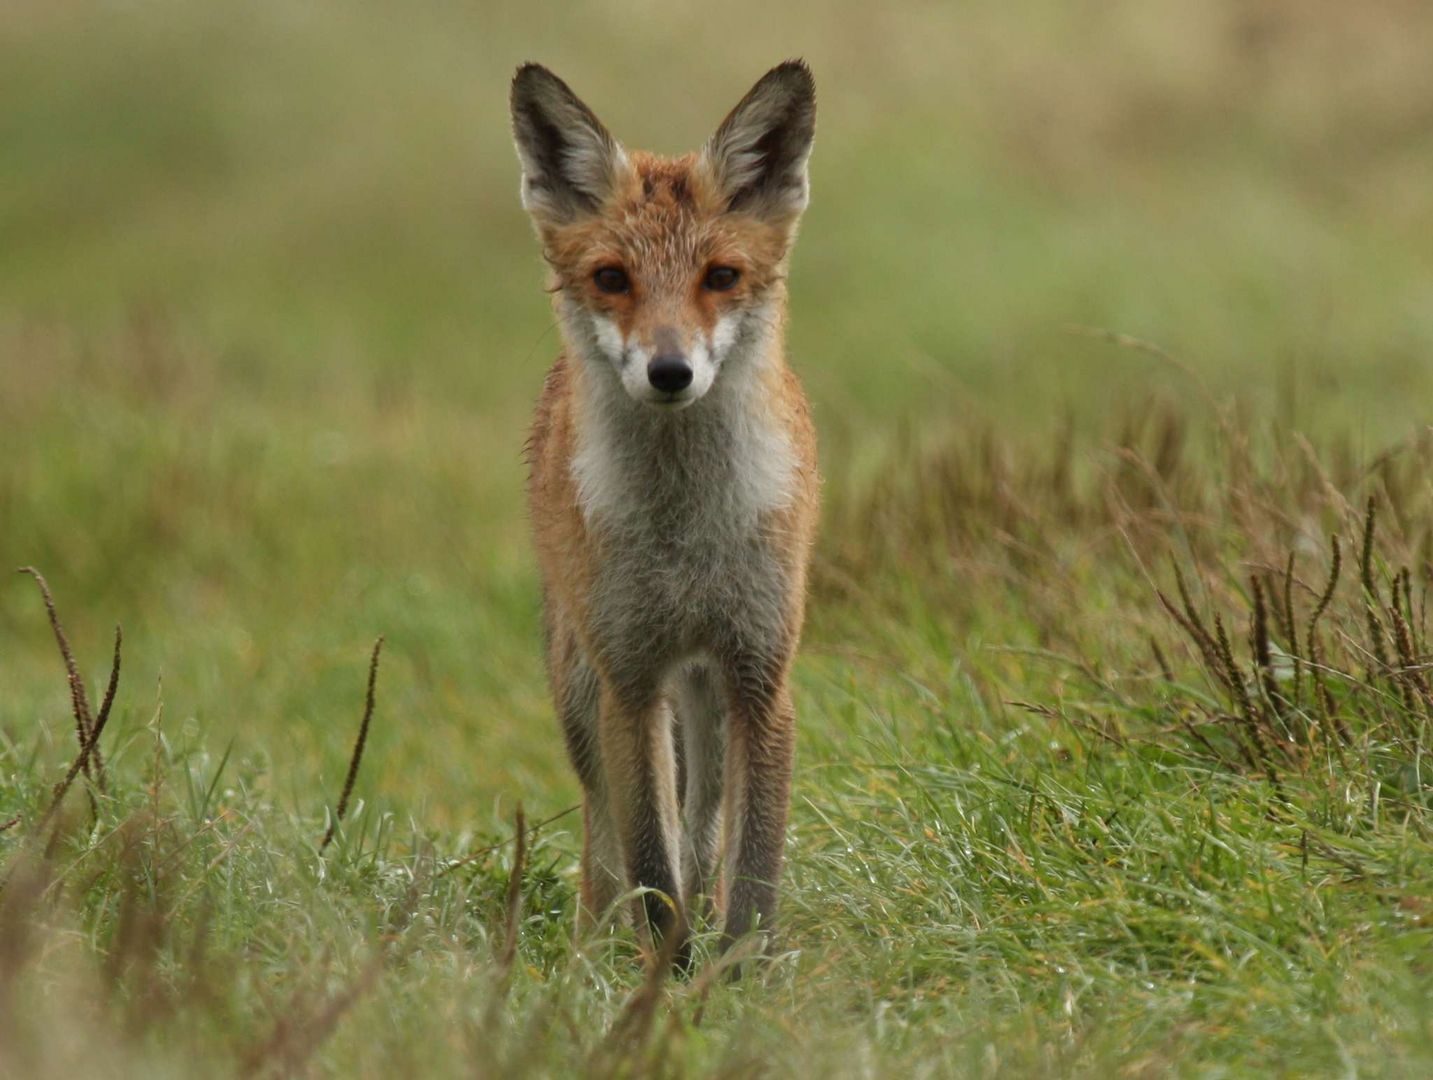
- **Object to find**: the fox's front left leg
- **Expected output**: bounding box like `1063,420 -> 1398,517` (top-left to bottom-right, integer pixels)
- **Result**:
597,681 -> 689,967
677,664 -> 727,923
720,653 -> 797,955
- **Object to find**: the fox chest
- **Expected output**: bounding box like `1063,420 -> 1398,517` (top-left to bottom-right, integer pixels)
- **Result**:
586,509 -> 790,663
572,423 -> 798,658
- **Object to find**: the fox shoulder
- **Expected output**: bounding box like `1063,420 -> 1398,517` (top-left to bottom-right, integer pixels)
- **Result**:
525,353 -> 575,480
777,364 -> 818,469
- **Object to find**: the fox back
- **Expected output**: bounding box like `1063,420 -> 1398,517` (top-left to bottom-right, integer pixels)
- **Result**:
511,61 -> 819,968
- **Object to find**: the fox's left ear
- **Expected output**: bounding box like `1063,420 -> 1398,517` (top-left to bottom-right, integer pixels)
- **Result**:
703,60 -> 816,224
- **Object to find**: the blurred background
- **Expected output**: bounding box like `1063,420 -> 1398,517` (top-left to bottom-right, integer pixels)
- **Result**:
3,0 -> 1432,824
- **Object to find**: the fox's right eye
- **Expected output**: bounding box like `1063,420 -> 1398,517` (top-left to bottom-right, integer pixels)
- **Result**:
593,267 -> 630,294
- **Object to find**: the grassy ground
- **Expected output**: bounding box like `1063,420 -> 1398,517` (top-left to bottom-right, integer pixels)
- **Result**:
3,1 -> 1433,1075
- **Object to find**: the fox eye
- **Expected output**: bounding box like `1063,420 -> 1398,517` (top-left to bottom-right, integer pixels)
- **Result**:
593,267 -> 630,294
703,266 -> 740,292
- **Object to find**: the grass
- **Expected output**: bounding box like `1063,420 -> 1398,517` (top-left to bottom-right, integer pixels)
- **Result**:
3,1 -> 1433,1075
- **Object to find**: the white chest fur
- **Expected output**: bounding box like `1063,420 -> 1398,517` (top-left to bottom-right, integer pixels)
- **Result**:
572,369 -> 799,663
571,360 -> 797,538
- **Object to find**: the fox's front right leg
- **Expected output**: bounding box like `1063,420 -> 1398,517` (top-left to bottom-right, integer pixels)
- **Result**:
553,642 -> 625,930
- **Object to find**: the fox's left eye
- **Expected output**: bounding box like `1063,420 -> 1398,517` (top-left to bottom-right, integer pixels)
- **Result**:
703,266 -> 740,292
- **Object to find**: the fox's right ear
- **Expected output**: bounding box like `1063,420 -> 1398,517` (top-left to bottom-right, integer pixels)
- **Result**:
510,64 -> 626,226
703,60 -> 816,225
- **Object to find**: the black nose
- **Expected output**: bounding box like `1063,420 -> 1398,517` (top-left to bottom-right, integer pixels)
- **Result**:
647,354 -> 693,393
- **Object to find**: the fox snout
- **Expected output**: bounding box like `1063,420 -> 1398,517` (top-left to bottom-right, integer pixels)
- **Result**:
628,340 -> 711,409
594,318 -> 718,409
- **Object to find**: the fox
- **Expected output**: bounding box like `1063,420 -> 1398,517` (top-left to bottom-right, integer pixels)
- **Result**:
511,59 -> 820,967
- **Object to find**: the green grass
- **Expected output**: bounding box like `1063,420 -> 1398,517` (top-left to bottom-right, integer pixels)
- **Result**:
3,2 -> 1433,1075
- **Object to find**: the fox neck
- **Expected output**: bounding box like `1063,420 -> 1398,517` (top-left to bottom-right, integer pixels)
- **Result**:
562,297 -> 798,530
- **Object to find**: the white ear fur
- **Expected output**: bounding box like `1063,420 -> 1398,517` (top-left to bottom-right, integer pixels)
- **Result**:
702,60 -> 816,221
510,64 -> 627,224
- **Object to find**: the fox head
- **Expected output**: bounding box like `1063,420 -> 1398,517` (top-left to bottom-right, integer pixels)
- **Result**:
511,61 -> 815,410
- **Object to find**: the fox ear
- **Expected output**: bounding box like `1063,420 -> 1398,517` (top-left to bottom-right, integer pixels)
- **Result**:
510,64 -> 626,225
703,60 -> 816,222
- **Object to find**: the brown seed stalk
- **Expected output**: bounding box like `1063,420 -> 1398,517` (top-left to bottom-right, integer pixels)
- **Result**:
320,637 -> 384,852
497,803 -> 527,977
39,625 -> 122,832
1306,536 -> 1347,745
18,567 -> 107,791
1360,498 -> 1391,676
1283,552 -> 1302,710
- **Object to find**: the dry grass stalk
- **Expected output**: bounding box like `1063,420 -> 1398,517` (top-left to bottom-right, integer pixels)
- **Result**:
497,803 -> 527,976
1148,637 -> 1174,683
38,625 -> 122,833
1306,536 -> 1347,746
1213,613 -> 1274,779
594,922 -> 763,1074
471,803 -> 532,1059
1387,594 -> 1432,724
18,567 -> 108,793
320,636 -> 384,852
588,906 -> 687,1078
470,802 -> 541,1059
1249,576 -> 1285,731
1282,553 -> 1302,710
1360,498 -> 1392,677
638,935 -> 768,1072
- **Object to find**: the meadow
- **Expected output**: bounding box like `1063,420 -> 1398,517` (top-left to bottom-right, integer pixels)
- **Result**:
3,1 -> 1433,1075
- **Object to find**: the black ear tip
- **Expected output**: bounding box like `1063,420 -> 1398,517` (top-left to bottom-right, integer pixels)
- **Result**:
768,58 -> 815,93
749,59 -> 814,114
511,62 -> 560,104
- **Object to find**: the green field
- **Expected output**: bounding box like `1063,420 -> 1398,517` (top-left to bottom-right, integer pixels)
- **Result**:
3,2 -> 1433,1075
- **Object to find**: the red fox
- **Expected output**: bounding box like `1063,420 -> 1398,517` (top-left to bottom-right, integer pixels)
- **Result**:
511,60 -> 819,965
